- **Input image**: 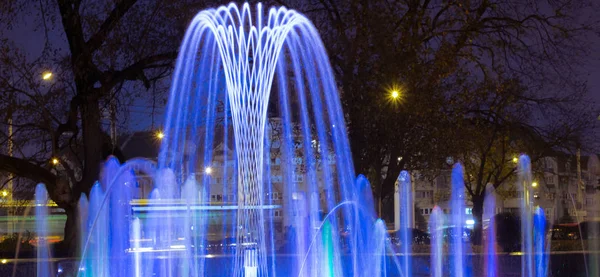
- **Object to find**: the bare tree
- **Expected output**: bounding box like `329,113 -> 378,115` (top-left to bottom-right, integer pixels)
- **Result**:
281,0 -> 599,223
0,0 -> 209,253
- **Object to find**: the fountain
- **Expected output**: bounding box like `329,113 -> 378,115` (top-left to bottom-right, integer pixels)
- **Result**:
34,3 -> 395,277
27,2 -> 564,277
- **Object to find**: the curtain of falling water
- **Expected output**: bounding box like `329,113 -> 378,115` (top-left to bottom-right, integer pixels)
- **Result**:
429,207 -> 444,277
518,155 -> 534,277
131,218 -> 142,277
68,3 -> 386,277
35,184 -> 51,277
533,207 -> 548,277
86,183 -> 108,277
77,195 -> 88,255
484,186 -> 497,277
450,164 -> 470,277
398,171 -> 413,277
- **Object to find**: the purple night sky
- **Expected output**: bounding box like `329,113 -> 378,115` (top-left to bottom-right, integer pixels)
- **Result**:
4,5 -> 600,133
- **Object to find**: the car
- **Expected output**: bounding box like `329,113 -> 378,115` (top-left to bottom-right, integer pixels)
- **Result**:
387,228 -> 431,246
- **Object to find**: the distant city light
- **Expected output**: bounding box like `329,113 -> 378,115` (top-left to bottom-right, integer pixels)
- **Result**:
42,71 -> 53,81
156,131 -> 165,139
51,158 -> 59,165
391,90 -> 400,99
204,167 -> 212,175
1,259 -> 6,264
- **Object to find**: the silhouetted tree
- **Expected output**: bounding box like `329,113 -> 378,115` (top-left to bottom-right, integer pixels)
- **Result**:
0,0 -> 209,253
284,0 -> 599,238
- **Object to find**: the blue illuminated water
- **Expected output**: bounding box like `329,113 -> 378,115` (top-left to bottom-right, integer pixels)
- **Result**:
30,2 -> 558,277
397,171 -> 412,277
484,185 -> 497,277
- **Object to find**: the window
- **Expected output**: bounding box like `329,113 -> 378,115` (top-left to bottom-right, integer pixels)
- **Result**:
465,208 -> 473,215
421,208 -> 432,215
274,210 -> 282,217
545,176 -> 554,184
272,175 -> 283,183
586,198 -> 594,205
292,157 -> 303,165
293,173 -> 303,183
417,191 -> 433,199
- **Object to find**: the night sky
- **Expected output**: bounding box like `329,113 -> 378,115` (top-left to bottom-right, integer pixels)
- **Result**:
4,5 -> 600,133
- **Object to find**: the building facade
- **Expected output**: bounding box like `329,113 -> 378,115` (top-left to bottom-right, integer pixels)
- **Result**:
407,154 -> 600,231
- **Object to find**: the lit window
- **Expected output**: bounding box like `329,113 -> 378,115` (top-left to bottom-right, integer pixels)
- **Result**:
293,173 -> 303,183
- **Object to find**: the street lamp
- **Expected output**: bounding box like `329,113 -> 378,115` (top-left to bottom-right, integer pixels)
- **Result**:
512,156 -> 518,163
1,191 -> 7,197
42,71 -> 53,81
156,131 -> 165,140
387,84 -> 405,104
532,182 -> 538,188
204,167 -> 212,175
51,157 -> 59,165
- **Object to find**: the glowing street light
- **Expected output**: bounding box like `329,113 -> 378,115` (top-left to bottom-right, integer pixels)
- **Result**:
204,167 -> 212,175
42,71 -> 53,81
51,158 -> 59,165
532,182 -> 538,188
1,191 -> 7,197
156,131 -> 165,140
386,84 -> 405,104
512,156 -> 518,163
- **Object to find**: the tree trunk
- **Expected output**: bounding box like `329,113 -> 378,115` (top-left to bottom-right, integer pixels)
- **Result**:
60,94 -> 104,255
78,95 -> 104,196
62,204 -> 78,257
471,194 -> 485,245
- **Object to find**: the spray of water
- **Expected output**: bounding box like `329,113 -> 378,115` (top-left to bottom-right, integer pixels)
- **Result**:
429,206 -> 444,277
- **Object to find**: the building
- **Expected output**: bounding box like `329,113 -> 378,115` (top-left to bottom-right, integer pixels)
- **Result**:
119,118 -> 338,243
407,153 -> 600,231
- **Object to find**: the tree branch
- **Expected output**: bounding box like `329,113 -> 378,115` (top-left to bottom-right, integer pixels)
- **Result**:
0,154 -> 57,192
102,51 -> 177,89
86,0 -> 139,53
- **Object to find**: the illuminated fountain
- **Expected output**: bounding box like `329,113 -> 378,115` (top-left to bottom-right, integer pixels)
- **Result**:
29,3 -> 560,277
42,3 -> 397,277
